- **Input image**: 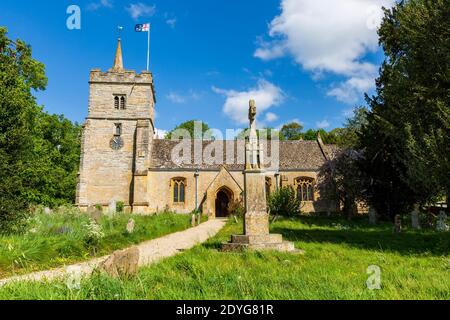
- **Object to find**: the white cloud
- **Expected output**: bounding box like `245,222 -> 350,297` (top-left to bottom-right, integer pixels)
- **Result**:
87,0 -> 113,11
166,90 -> 201,104
327,76 -> 374,104
265,112 -> 279,123
126,3 -> 156,20
213,79 -> 284,125
316,120 -> 331,129
255,0 -> 394,103
154,128 -> 168,139
166,18 -> 177,29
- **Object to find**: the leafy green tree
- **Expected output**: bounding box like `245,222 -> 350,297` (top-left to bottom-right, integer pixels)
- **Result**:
165,120 -> 211,139
280,122 -> 303,140
360,0 -> 450,217
329,107 -> 368,148
302,129 -> 318,141
23,112 -> 81,206
0,27 -> 47,233
0,28 -> 81,233
319,150 -> 365,220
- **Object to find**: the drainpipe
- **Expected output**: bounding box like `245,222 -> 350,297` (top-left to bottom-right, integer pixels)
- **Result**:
275,172 -> 280,191
194,170 -> 199,210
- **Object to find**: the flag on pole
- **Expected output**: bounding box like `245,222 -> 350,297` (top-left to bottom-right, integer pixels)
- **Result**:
135,23 -> 151,71
135,23 -> 150,32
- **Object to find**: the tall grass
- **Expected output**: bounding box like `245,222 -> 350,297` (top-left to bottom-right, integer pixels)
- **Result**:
1,216 -> 448,300
0,207 -> 192,278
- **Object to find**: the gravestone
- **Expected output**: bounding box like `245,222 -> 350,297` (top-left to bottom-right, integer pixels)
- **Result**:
436,211 -> 449,232
222,100 -> 300,253
368,207 -> 378,225
87,205 -> 102,223
411,205 -> 421,230
191,214 -> 196,228
108,200 -> 116,215
44,207 -> 52,215
126,218 -> 135,234
394,214 -> 402,233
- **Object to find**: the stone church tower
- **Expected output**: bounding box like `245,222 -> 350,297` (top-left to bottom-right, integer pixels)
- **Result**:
76,39 -> 156,213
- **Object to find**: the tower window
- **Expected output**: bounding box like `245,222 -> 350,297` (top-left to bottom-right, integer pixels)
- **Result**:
115,123 -> 122,136
113,95 -> 126,110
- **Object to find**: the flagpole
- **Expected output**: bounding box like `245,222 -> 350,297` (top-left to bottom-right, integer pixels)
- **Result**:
146,24 -> 150,71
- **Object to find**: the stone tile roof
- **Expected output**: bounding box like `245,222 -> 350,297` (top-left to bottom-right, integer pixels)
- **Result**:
151,139 -> 335,171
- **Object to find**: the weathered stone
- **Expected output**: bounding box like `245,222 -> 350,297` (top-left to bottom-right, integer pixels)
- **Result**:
436,211 -> 449,232
191,214 -> 196,228
126,218 -> 135,234
394,214 -> 402,233
368,207 -> 378,225
222,100 -> 300,253
411,205 -> 421,230
108,200 -> 116,215
99,246 -> 139,279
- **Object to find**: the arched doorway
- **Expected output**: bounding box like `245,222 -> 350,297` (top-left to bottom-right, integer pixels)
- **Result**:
215,188 -> 232,217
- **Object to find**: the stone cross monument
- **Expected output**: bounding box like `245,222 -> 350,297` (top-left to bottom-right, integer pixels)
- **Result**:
222,100 -> 299,252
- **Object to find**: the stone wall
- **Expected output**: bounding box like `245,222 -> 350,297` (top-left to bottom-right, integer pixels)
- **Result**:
145,169 -> 331,216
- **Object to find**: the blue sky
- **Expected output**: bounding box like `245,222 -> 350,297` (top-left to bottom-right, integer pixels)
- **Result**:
0,0 -> 393,134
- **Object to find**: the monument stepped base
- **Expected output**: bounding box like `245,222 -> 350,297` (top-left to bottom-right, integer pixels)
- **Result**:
222,234 -> 303,253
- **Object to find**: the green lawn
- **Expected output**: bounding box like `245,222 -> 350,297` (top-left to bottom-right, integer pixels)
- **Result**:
0,216 -> 449,300
0,209 -> 192,278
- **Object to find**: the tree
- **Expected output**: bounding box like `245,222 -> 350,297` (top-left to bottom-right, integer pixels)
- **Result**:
360,0 -> 450,217
319,150 -> 365,220
302,129 -> 318,141
165,120 -> 211,140
23,112 -> 81,206
0,27 -> 47,233
329,107 -> 368,148
0,28 -> 81,233
280,122 -> 303,140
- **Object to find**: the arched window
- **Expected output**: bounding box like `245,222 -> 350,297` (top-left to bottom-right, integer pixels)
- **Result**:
114,123 -> 122,136
172,178 -> 186,203
295,178 -> 315,202
113,95 -> 126,109
265,177 -> 272,198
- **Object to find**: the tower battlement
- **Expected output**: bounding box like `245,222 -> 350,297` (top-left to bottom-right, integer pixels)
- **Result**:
89,69 -> 154,85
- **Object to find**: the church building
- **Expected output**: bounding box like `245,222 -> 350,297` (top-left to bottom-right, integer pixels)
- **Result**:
76,40 -> 337,217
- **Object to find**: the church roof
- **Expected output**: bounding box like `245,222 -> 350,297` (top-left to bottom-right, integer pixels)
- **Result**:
150,139 -> 336,171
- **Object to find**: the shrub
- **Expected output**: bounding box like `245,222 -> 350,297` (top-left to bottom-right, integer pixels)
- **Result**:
267,186 -> 301,217
83,218 -> 105,253
116,201 -> 124,213
228,198 -> 245,217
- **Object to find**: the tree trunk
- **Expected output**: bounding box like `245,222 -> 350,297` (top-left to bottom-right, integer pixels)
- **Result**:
343,196 -> 356,221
